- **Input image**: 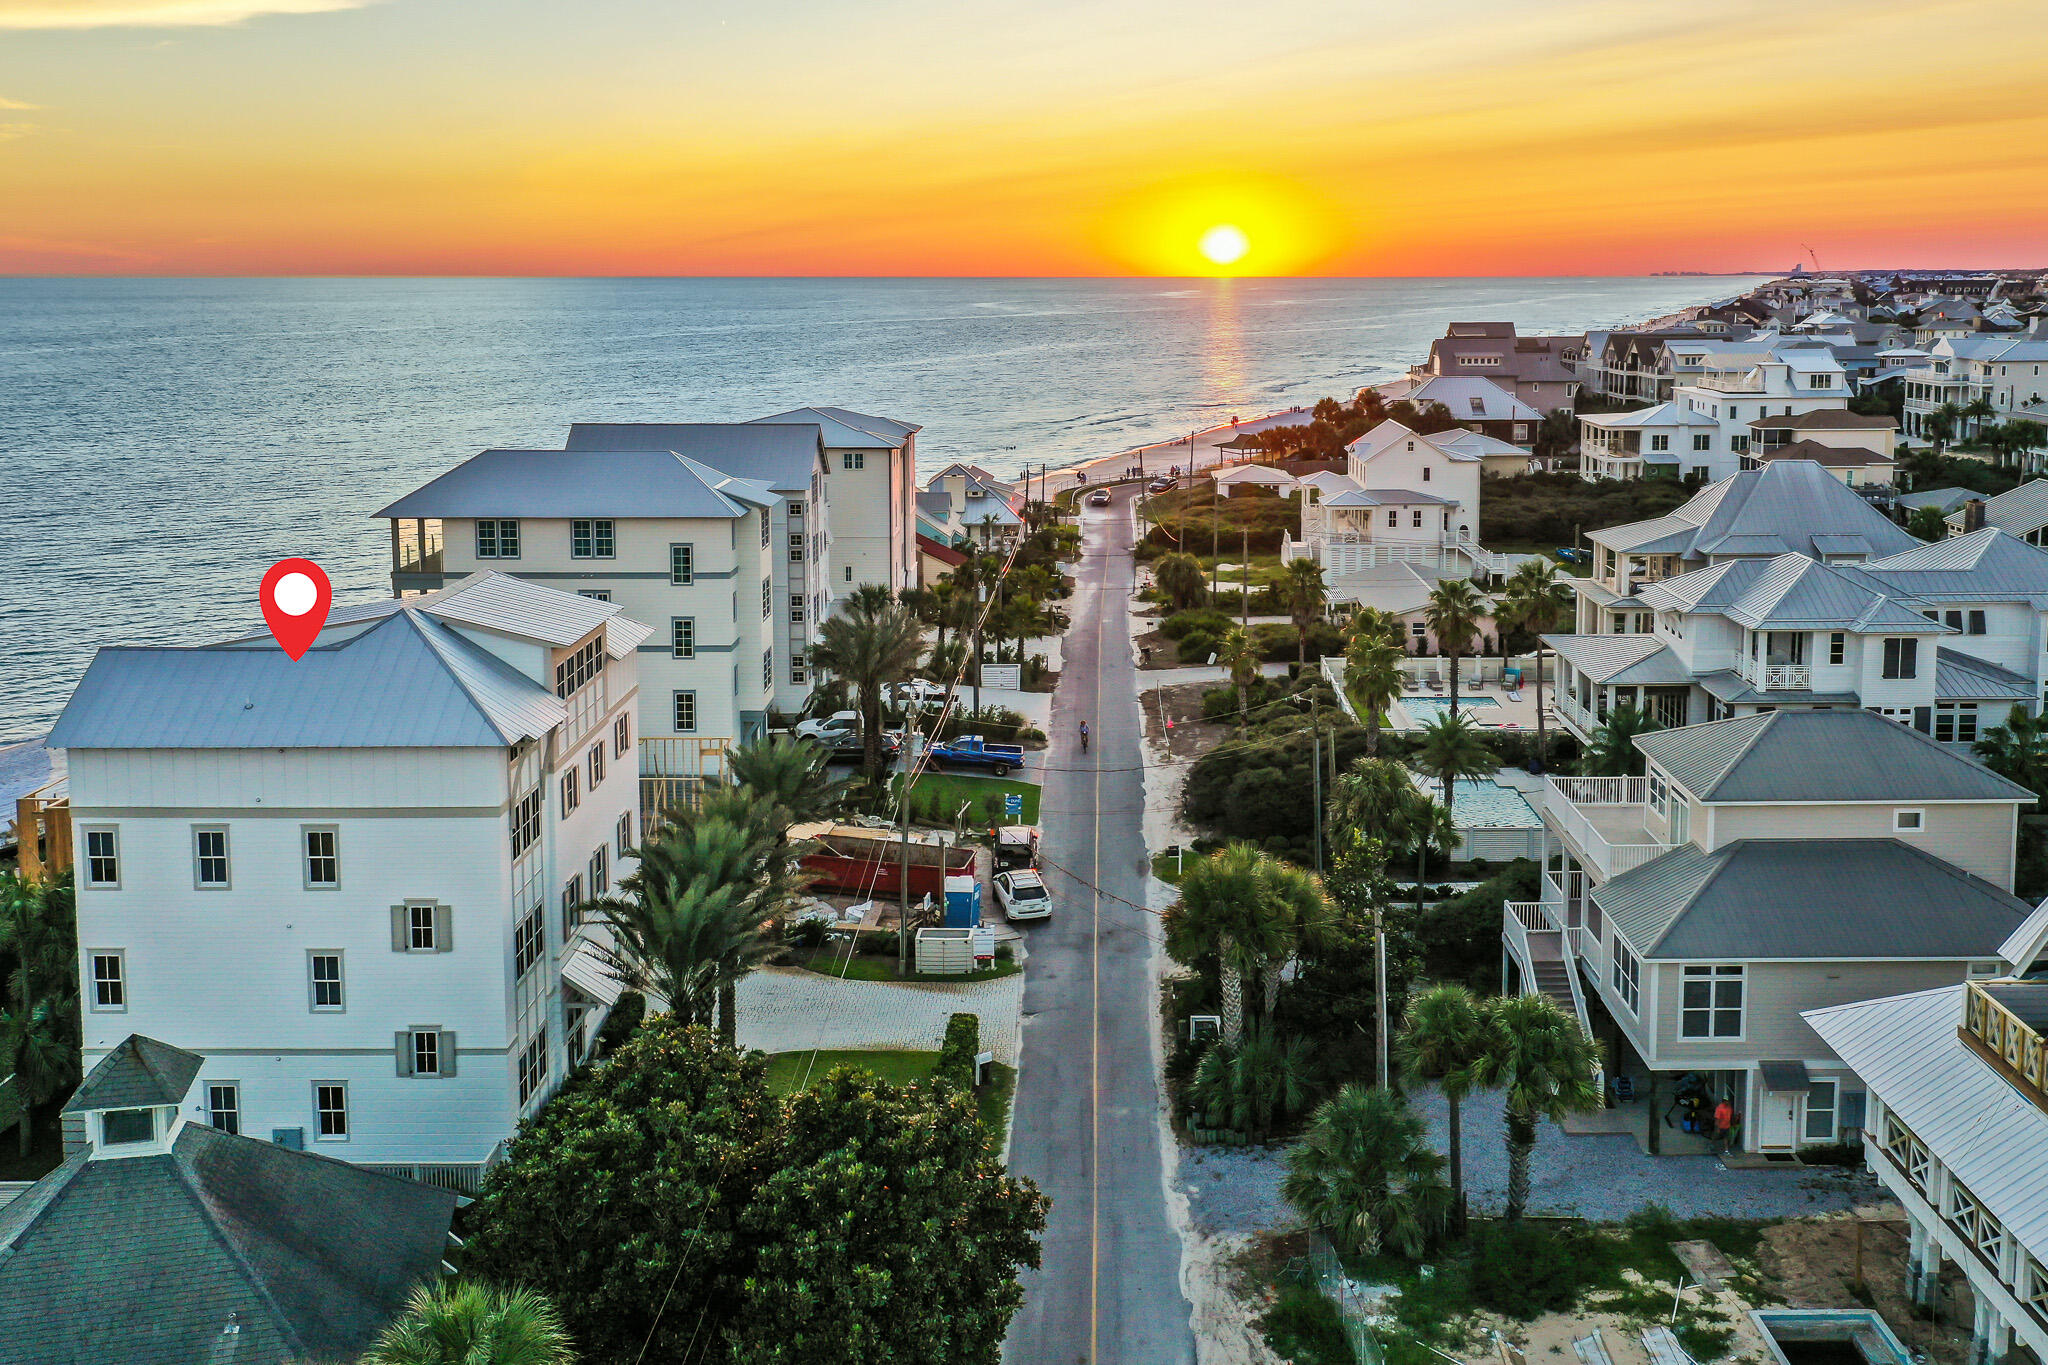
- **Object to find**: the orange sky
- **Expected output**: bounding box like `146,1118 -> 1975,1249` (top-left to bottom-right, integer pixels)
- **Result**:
2,0 -> 2045,275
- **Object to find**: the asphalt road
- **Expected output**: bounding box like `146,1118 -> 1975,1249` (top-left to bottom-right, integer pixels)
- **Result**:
1005,487 -> 1195,1364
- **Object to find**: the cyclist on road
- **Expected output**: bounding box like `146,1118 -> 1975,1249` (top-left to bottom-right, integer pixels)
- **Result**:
1079,720 -> 1090,753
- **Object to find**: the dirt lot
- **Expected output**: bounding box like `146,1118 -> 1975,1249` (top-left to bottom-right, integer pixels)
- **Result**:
1142,679 -> 1233,764
1756,1210 -> 1974,1365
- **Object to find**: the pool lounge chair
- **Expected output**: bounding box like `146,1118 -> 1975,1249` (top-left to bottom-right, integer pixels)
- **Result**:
1425,669 -> 1443,691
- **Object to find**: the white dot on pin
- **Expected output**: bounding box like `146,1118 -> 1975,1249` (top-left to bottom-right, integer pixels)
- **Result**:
273,572 -> 317,616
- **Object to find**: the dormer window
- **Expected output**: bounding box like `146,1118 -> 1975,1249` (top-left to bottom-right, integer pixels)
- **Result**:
101,1107 -> 156,1146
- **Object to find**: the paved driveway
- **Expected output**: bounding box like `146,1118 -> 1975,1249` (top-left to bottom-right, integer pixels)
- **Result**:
735,965 -> 1024,1064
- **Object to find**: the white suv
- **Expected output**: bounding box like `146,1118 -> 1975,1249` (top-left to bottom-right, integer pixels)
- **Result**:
993,869 -> 1052,921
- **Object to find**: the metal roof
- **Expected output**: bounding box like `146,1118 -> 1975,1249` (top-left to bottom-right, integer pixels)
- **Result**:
376,448 -> 776,520
1935,646 -> 2038,701
1947,482 -> 2048,536
1542,633 -> 1691,685
1719,555 -> 1948,631
748,406 -> 918,449
50,611 -> 567,751
563,421 -> 824,493
1867,528 -> 2048,598
1595,838 -> 2031,961
1636,709 -> 2034,803
321,571 -> 651,654
63,1036 -> 203,1114
1402,375 -> 1543,423
1691,671 -> 1861,705
1346,420 -> 1478,464
1594,462 -> 1918,561
1805,986 -> 2048,1258
1579,401 -> 1717,430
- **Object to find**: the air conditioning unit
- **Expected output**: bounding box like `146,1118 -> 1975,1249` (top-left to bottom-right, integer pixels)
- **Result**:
1186,1015 -> 1221,1042
271,1127 -> 305,1151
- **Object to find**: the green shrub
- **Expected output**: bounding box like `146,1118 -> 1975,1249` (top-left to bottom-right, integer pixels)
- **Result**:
593,990 -> 646,1058
1799,1140 -> 1866,1167
938,1012 -> 980,1088
1178,629 -> 1219,664
1161,608 -> 1234,641
1259,1285 -> 1356,1365
1468,1221 -> 1597,1318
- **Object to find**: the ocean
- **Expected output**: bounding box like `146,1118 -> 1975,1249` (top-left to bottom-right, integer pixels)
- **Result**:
0,275 -> 1762,741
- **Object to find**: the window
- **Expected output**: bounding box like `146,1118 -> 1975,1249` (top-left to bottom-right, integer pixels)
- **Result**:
789,532 -> 805,563
760,511 -> 770,548
588,742 -> 605,789
844,564 -> 853,583
511,786 -> 542,859
193,827 -> 229,888
670,543 -> 695,585
788,500 -> 804,519
1513,423 -> 1529,442
1679,965 -> 1744,1039
1882,637 -> 1919,679
570,518 -> 615,559
671,617 -> 695,659
518,1029 -> 549,1104
515,904 -> 544,978
90,951 -> 125,1011
561,874 -> 583,940
1693,433 -> 1712,451
476,519 -> 521,559
842,451 -> 865,471
407,902 -> 440,951
560,768 -> 579,817
1804,1080 -> 1838,1142
207,1083 -> 240,1136
1411,510 -> 1423,528
1933,702 -> 1979,744
411,1029 -> 441,1077
1968,609 -> 1986,635
1829,632 -> 1845,665
1387,510 -> 1398,527
303,828 -> 339,888
589,845 -> 608,897
1894,808 -> 1925,832
308,952 -> 344,1011
789,593 -> 805,625
314,1083 -> 349,1140
554,637 -> 605,697
102,1108 -> 155,1146
791,652 -> 808,685
1649,434 -> 1670,452
1421,465 -> 1432,482
84,828 -> 119,887
577,589 -> 612,602
1612,939 -> 1641,1016
1944,610 -> 1963,631
614,713 -> 630,757
617,811 -> 633,858
762,576 -> 772,618
673,690 -> 698,732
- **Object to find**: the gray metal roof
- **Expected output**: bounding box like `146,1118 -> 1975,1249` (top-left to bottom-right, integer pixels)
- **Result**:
1806,986 -> 2048,1256
1636,709 -> 2034,803
63,1036 -> 202,1114
49,611 -> 566,751
1865,528 -> 2048,601
0,1114 -> 455,1365
1593,461 -> 1919,561
376,448 -> 775,520
1595,838 -> 2031,960
748,406 -> 918,449
1935,646 -> 2038,702
563,421 -> 824,492
1947,479 -> 2048,533
1542,633 -> 1692,685
1719,555 -> 1948,631
320,571 -> 644,650
1691,671 -> 1861,705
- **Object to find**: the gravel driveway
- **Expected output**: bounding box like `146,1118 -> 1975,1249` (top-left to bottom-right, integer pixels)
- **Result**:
1177,1084 -> 1874,1235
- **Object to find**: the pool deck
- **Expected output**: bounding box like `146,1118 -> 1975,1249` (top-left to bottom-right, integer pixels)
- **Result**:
1390,681 -> 1549,732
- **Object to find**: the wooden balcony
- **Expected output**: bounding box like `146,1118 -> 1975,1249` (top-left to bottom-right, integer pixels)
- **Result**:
1961,979 -> 2048,1116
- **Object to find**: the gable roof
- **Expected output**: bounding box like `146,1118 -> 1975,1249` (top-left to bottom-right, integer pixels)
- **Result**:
63,1036 -> 203,1114
1428,428 -> 1534,462
1747,409 -> 1898,431
50,610 -> 567,750
1579,400 -> 1717,431
748,406 -> 918,449
312,571 -> 654,656
1753,440 -> 1895,469
0,1120 -> 455,1365
1346,420 -> 1477,463
1402,375 -> 1542,423
1542,633 -> 1691,686
1590,461 -> 1918,560
1946,480 -> 2048,534
376,447 -> 777,520
1594,839 -> 2030,960
563,421 -> 821,492
1635,709 -> 2033,804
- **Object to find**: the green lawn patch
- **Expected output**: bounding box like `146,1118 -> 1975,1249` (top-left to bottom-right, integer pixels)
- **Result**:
799,945 -> 1022,984
1260,1283 -> 1357,1365
893,771 -> 1040,825
762,1050 -> 1018,1140
1151,848 -> 1192,886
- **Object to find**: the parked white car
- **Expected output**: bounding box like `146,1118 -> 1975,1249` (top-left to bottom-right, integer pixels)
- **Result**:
795,710 -> 859,740
886,679 -> 951,707
993,869 -> 1052,921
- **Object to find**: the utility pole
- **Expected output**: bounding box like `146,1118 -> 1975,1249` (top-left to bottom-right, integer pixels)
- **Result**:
1311,699 -> 1324,874
898,700 -> 919,974
1376,908 -> 1390,1089
972,566 -> 986,715
1241,524 -> 1250,630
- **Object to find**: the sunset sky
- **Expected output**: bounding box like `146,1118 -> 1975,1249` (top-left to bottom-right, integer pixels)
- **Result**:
3,0 -> 2045,276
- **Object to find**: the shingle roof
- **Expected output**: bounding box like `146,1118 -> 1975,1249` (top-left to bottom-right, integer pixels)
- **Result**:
50,611 -> 566,750
1746,410 -> 1898,430
1806,986 -> 2048,1257
748,406 -> 918,449
563,421 -> 823,492
62,1036 -> 202,1114
1635,709 -> 2034,804
1594,839 -> 2031,960
376,448 -> 775,520
0,1120 -> 455,1365
1754,440 -> 1894,469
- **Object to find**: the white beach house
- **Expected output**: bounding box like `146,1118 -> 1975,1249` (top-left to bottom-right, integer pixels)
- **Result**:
48,573 -> 647,1188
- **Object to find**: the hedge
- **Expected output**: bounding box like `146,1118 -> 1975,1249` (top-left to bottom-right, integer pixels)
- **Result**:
938,1012 -> 980,1088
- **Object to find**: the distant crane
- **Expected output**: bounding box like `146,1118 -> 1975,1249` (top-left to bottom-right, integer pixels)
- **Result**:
1802,243 -> 1823,274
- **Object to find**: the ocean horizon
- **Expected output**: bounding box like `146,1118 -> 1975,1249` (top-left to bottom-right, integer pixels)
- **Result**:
0,274 -> 1766,741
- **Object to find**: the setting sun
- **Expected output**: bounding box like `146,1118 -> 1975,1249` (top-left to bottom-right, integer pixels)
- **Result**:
1198,224 -> 1250,268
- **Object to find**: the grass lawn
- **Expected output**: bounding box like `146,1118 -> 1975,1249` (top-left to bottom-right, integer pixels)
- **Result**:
1151,848 -> 1193,886
799,944 -> 1022,984
762,1050 -> 1019,1139
894,770 -> 1041,824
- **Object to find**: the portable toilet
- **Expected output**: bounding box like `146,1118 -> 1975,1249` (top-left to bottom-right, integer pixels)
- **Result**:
944,874 -> 981,928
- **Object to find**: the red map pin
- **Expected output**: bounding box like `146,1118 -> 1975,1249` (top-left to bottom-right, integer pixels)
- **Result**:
260,558 -> 333,660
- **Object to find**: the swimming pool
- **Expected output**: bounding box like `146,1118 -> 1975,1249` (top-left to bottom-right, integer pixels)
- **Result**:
1446,778 -> 1540,828
1399,695 -> 1499,721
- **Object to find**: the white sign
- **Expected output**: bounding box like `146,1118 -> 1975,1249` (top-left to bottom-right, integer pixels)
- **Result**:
982,663 -> 1022,690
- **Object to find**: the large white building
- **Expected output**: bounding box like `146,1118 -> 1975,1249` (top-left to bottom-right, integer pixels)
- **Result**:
48,574 -> 647,1188
750,407 -> 922,595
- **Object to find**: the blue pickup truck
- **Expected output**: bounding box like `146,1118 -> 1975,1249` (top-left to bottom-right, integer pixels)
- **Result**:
927,735 -> 1027,776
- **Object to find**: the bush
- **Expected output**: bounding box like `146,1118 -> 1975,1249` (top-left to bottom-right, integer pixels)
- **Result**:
1468,1221 -> 1597,1318
1161,608 -> 1234,641
593,990 -> 646,1058
938,1012 -> 980,1088
1800,1140 -> 1867,1167
1259,1285 -> 1356,1365
1479,471 -> 1693,547
1177,629 -> 1219,664
1414,860 -> 1541,992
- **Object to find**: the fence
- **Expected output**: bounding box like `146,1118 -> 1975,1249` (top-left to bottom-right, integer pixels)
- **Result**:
1307,1234 -> 1388,1365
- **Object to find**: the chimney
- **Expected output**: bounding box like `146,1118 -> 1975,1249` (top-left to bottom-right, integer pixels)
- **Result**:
1964,499 -> 1986,532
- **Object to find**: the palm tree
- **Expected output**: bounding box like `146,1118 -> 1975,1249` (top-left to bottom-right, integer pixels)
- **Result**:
1187,1022 -> 1323,1139
1462,993 -> 1602,1220
721,734 -> 842,925
1423,578 -> 1485,714
1584,703 -> 1660,777
1926,401 -> 1963,452
1280,558 -> 1330,665
1154,551 -> 1209,613
1164,844 -> 1306,1043
1394,984 -> 1496,1234
1344,634 -> 1406,757
1218,627 -> 1260,736
1413,711 -> 1495,815
1345,605 -> 1406,648
1975,703 -> 2048,797
1282,1085 -> 1452,1260
0,872 -> 80,1158
589,815 -> 786,1046
1961,395 -> 1999,448
807,588 -> 925,784
362,1280 -> 575,1365
1496,558 -> 1573,769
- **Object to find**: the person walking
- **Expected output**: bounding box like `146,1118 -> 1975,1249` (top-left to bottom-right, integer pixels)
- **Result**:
1712,1096 -> 1735,1153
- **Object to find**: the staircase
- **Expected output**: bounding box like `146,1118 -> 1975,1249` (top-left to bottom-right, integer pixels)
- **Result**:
1529,957 -> 1578,1016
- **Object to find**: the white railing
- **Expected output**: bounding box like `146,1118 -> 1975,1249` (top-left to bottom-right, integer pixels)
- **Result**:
1738,657 -> 1810,691
1447,534 -> 1512,577
1549,775 -> 1648,805
1569,923 -> 1605,983
1502,901 -> 1539,975
1542,777 -> 1667,881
